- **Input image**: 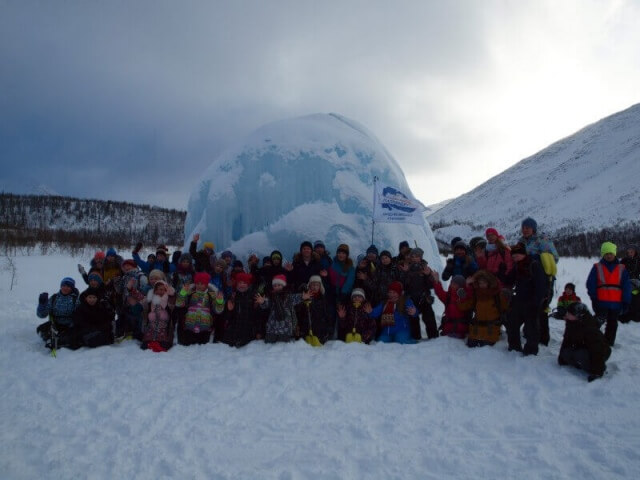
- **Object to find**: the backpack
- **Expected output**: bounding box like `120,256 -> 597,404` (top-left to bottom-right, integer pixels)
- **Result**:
540,252 -> 557,277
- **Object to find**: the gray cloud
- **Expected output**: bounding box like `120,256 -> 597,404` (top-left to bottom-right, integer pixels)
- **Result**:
1,1 -> 639,208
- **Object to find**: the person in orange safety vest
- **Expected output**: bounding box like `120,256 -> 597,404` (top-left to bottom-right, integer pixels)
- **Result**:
587,242 -> 632,347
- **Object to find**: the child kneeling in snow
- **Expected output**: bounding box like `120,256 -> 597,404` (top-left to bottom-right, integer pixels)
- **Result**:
175,272 -> 224,346
142,280 -> 175,352
256,274 -> 311,343
553,283 -> 581,319
367,282 -> 418,344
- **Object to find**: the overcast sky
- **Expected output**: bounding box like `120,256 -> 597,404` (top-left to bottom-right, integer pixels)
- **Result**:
1,0 -> 639,210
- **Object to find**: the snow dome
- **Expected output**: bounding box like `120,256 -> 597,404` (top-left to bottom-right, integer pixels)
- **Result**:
184,113 -> 441,267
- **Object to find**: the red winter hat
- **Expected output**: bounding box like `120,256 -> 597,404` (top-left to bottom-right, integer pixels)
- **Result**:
235,272 -> 253,285
388,281 -> 403,296
122,259 -> 137,269
194,272 -> 211,285
94,251 -> 106,261
272,274 -> 287,287
485,227 -> 500,238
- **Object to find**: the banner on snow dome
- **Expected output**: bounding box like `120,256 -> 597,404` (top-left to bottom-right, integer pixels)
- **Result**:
372,181 -> 426,225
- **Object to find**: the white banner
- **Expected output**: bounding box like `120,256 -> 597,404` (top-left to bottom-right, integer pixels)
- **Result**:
373,182 -> 426,225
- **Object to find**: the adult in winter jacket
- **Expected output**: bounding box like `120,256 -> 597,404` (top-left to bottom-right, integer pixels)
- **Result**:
519,217 -> 559,346
36,277 -> 80,349
328,244 -> 356,305
620,245 -> 640,323
224,272 -> 259,347
73,287 -> 115,348
586,242 -> 632,347
483,228 -> 514,288
442,241 -> 478,281
505,243 -> 549,356
558,302 -> 611,382
367,282 -> 418,344
287,241 -> 323,292
398,248 -> 438,340
362,250 -> 398,308
132,243 -> 176,274
189,233 -> 216,274
458,270 -> 507,347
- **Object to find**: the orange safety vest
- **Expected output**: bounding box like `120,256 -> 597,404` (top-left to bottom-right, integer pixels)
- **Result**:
595,263 -> 624,303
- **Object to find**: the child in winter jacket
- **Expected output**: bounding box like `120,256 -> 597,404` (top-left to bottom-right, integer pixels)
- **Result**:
337,288 -> 377,344
176,272 -> 225,345
36,277 -> 80,350
224,272 -> 259,347
123,295 -> 145,341
432,272 -> 471,339
554,283 -> 581,318
458,270 -> 507,347
73,287 -> 115,348
142,280 -> 175,352
296,275 -> 331,346
257,274 -> 311,343
367,282 -> 418,344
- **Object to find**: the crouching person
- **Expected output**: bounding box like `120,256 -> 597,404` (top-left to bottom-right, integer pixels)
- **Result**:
558,302 -> 611,382
36,277 -> 80,351
368,281 -> 418,344
73,287 -> 115,348
142,280 -> 175,352
175,272 -> 224,346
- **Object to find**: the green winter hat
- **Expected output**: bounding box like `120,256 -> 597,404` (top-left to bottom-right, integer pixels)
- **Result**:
601,241 -> 617,257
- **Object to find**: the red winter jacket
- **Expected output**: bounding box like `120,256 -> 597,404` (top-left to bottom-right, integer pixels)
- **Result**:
434,281 -> 471,338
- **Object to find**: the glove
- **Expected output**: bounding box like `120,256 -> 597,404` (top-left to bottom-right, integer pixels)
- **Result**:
39,292 -> 48,304
77,264 -> 86,276
133,242 -> 143,254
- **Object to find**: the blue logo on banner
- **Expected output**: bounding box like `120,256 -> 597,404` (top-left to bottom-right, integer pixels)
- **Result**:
380,187 -> 417,213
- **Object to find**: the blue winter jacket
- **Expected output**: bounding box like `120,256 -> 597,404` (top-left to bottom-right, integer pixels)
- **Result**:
369,297 -> 418,337
37,290 -> 79,327
132,252 -> 176,274
587,258 -> 632,312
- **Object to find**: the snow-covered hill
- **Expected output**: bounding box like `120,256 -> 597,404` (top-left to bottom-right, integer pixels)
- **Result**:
428,103 -> 640,245
185,113 -> 440,266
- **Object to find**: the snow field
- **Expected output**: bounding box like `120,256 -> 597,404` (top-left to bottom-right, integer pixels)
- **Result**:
1,253 -> 639,479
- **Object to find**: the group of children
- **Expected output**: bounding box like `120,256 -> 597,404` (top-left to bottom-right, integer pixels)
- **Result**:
36,218 -> 640,382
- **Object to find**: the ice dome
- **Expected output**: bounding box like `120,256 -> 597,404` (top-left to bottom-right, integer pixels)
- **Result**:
184,113 -> 441,267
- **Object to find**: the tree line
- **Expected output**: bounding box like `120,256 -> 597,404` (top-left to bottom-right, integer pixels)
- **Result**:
0,193 -> 186,255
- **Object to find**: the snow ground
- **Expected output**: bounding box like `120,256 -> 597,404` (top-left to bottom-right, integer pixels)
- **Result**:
1,252 -> 639,479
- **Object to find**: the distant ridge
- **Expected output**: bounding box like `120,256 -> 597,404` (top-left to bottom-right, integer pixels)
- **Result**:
0,193 -> 186,251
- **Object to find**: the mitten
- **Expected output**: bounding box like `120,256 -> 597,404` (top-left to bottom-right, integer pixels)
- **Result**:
133,242 -> 143,254
39,292 -> 49,304
77,264 -> 86,276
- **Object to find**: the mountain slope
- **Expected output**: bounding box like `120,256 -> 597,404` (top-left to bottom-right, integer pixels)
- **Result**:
428,103 -> 640,245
